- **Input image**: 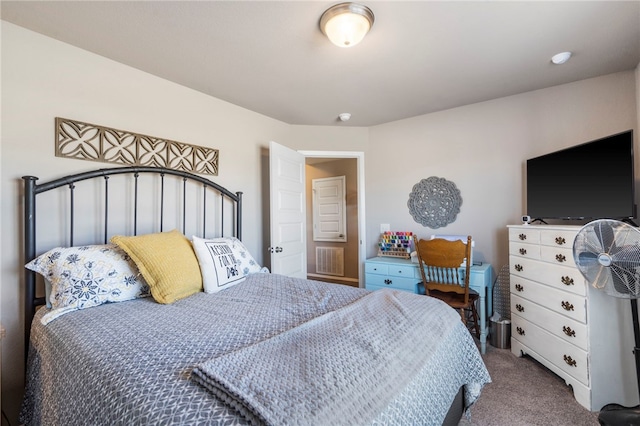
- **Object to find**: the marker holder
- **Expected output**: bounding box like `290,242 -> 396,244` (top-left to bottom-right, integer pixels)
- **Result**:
377,231 -> 414,259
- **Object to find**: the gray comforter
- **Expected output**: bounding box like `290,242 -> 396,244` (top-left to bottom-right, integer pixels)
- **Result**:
192,289 -> 488,425
21,273 -> 490,425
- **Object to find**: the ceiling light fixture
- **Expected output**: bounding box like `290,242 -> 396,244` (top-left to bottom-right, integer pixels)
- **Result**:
320,3 -> 374,48
551,51 -> 572,65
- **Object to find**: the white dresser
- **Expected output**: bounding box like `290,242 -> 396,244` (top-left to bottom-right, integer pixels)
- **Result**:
508,224 -> 638,411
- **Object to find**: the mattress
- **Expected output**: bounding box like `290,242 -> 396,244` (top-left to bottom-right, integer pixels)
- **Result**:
20,273 -> 490,425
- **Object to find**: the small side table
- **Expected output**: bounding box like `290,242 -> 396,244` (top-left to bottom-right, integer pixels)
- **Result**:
365,256 -> 494,353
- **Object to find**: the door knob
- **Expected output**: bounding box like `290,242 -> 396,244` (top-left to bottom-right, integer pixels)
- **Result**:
268,246 -> 283,253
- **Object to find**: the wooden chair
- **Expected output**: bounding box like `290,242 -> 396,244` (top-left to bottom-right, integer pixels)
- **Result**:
413,235 -> 480,338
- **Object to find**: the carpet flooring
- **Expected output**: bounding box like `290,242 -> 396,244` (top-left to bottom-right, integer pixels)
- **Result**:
458,344 -> 600,425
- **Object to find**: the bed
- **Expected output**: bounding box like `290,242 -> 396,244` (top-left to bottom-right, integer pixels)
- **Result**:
19,166 -> 490,425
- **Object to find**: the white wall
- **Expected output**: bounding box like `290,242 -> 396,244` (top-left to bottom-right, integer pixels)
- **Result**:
0,22 -> 276,421
0,20 -> 3,423
637,63 -> 640,132
2,20 -> 639,425
289,125 -> 369,152
1,23 -> 378,422
0,23 -> 358,423
365,71 -> 637,272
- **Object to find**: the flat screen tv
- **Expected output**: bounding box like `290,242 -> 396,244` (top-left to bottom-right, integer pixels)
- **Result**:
526,130 -> 635,221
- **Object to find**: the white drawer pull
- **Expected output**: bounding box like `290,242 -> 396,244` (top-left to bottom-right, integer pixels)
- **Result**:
555,254 -> 567,263
563,354 -> 577,367
555,237 -> 567,246
561,276 -> 574,286
561,301 -> 574,311
563,326 -> 576,337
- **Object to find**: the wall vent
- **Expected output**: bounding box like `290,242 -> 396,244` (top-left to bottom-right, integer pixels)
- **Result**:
315,247 -> 344,276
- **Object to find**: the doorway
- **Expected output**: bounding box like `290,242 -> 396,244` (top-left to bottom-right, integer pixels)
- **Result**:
301,151 -> 365,288
268,143 -> 365,287
306,159 -> 358,286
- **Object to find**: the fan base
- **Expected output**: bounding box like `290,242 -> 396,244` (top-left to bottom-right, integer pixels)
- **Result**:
598,404 -> 640,426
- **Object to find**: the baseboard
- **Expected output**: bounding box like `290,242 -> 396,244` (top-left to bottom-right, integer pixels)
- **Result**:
307,273 -> 358,283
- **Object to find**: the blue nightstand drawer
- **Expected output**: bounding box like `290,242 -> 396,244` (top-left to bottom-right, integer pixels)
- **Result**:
365,262 -> 389,275
365,261 -> 419,278
365,273 -> 418,292
386,264 -> 419,279
366,283 -> 415,294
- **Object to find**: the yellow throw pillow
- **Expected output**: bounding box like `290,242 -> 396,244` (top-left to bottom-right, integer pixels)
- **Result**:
111,229 -> 202,304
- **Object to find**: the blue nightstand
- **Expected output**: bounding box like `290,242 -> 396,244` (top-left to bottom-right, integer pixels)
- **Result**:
365,256 -> 493,353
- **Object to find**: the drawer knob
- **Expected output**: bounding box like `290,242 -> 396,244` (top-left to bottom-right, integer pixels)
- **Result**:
555,254 -> 566,263
555,237 -> 567,246
519,248 -> 527,255
516,326 -> 525,336
563,354 -> 577,367
519,233 -> 527,241
515,264 -> 523,272
563,326 -> 576,337
561,301 -> 574,311
515,284 -> 524,292
516,304 -> 524,312
561,276 -> 574,286
384,279 -> 392,285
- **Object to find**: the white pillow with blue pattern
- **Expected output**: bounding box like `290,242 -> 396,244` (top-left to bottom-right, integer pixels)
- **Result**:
25,244 -> 150,325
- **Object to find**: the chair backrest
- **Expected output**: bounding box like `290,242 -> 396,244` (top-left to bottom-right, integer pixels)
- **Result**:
413,235 -> 473,303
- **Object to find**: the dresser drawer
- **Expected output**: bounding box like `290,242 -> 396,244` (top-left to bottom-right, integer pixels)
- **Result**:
540,245 -> 577,268
365,262 -> 389,275
365,283 -> 415,294
512,314 -> 588,386
511,293 -> 587,350
509,227 -> 540,244
509,242 -> 540,260
365,262 -> 419,278
387,264 -> 420,279
365,273 -> 418,292
540,229 -> 577,248
509,255 -> 586,297
510,275 -> 586,323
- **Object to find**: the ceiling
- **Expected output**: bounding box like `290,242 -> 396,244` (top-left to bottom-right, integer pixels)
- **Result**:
2,1 -> 639,127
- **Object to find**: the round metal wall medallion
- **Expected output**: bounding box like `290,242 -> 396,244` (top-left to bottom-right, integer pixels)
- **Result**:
407,176 -> 462,229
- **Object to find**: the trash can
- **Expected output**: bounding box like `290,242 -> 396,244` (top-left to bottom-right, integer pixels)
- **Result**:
490,319 -> 511,349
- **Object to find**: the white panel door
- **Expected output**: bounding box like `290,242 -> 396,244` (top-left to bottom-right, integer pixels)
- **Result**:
312,176 -> 346,242
269,141 -> 307,278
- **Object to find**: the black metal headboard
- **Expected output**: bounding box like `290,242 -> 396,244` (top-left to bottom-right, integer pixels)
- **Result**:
23,166 -> 243,355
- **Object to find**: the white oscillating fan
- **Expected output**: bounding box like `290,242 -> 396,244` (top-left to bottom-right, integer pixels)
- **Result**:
573,219 -> 640,426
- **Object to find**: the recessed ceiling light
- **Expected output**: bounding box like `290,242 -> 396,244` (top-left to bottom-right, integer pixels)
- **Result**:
551,51 -> 572,65
339,113 -> 351,122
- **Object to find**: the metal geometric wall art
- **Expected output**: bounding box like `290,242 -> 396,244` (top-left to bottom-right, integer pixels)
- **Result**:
55,117 -> 219,175
407,176 -> 462,228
